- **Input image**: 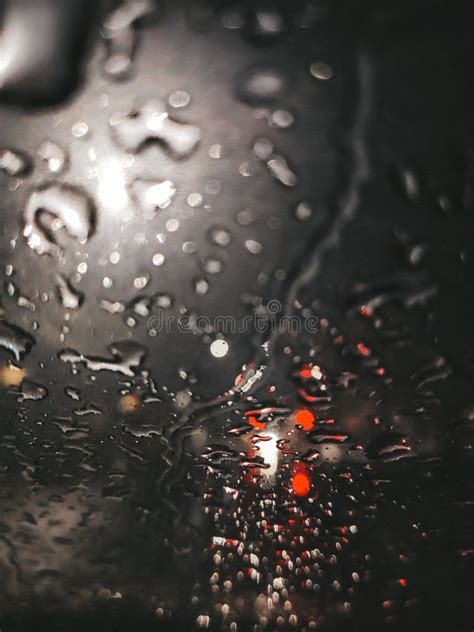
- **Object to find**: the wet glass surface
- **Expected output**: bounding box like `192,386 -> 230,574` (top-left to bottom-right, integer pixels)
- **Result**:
0,1 -> 472,630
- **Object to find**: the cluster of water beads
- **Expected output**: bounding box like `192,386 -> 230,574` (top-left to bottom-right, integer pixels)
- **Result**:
0,86 -> 210,391
190,311 -> 447,626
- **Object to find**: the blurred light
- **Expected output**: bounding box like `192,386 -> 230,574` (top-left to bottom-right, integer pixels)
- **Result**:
257,432 -> 279,481
0,363 -> 26,386
97,158 -> 129,211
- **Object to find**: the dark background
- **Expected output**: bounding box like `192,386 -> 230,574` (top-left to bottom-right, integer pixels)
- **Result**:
0,1 -> 472,630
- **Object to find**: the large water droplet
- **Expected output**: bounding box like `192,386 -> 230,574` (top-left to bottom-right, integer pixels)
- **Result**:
236,65 -> 286,104
111,100 -> 201,157
18,378 -> 48,401
0,320 -> 34,361
23,183 -> 95,256
102,0 -> 154,80
59,340 -> 147,376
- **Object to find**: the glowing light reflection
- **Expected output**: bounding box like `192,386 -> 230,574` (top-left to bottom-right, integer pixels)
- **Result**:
97,158 -> 129,211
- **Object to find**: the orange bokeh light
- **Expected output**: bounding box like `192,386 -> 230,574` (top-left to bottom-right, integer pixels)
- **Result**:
291,470 -> 311,496
295,408 -> 315,431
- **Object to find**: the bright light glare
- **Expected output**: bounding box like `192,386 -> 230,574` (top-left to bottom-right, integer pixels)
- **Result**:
257,432 -> 279,482
97,159 -> 129,211
145,180 -> 176,209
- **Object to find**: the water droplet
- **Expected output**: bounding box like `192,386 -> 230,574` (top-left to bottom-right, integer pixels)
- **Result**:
236,65 -> 287,104
249,7 -> 285,40
71,121 -> 89,138
310,61 -> 333,80
166,218 -> 180,232
203,258 -> 223,274
253,137 -> 297,186
253,136 -> 274,160
236,209 -> 253,225
102,0 -> 153,79
111,99 -> 201,157
18,379 -> 48,401
74,404 -> 102,416
168,89 -> 191,108
155,293 -> 173,309
239,161 -> 253,177
65,386 -> 81,400
209,144 -> 222,158
245,239 -> 263,255
100,299 -> 125,314
23,183 -> 95,257
182,241 -> 197,254
210,227 -> 231,247
56,275 -> 84,310
0,320 -> 34,361
210,339 -> 229,358
131,178 -> 176,219
130,296 -> 152,317
59,340 -> 147,376
221,8 -> 244,30
267,156 -> 297,187
133,274 -> 150,290
270,109 -> 294,129
396,165 -> 420,202
295,201 -> 313,221
0,148 -> 29,176
37,140 -> 67,173
152,253 -> 165,266
194,277 -> 209,295
187,192 -> 203,207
